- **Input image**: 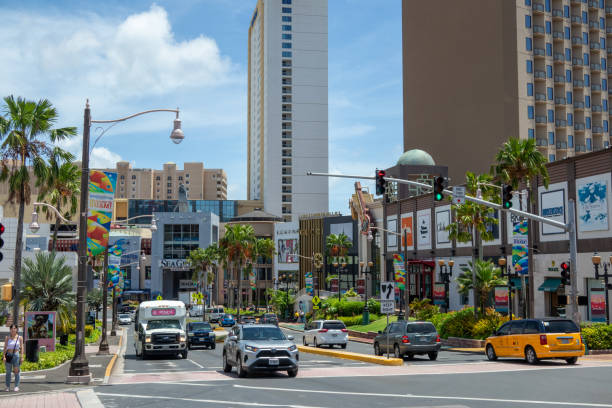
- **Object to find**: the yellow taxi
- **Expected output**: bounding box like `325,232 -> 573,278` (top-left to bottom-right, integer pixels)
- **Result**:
485,318 -> 584,365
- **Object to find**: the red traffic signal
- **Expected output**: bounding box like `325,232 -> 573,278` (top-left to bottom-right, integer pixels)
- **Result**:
0,223 -> 4,234
560,262 -> 569,270
375,169 -> 387,195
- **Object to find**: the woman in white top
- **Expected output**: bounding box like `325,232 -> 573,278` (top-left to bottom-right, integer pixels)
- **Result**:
3,324 -> 23,392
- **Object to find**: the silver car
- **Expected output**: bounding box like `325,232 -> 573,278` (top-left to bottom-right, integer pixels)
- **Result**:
118,314 -> 132,325
222,324 -> 299,378
373,321 -> 441,360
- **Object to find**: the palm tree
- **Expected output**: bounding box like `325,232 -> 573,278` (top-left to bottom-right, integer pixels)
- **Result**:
325,233 -> 352,263
0,95 -> 76,323
20,252 -> 75,335
188,244 -> 219,319
456,260 -> 507,316
252,238 -> 275,308
447,172 -> 499,316
37,147 -> 80,251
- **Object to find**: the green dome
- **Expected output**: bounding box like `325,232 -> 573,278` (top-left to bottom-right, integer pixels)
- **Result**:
397,149 -> 435,166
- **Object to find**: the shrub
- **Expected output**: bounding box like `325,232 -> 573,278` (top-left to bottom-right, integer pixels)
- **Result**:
472,309 -> 509,339
581,323 -> 612,350
339,314 -> 381,327
409,298 -> 440,321
85,325 -> 94,338
367,299 -> 381,315
439,307 -> 477,339
429,311 -> 453,333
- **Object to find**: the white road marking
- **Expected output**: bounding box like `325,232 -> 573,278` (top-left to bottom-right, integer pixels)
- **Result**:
233,385 -> 612,407
89,364 -> 102,368
95,392 -> 328,408
19,375 -> 46,380
188,359 -> 205,369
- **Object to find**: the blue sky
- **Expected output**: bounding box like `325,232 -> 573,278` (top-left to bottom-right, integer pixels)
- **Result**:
0,0 -> 403,214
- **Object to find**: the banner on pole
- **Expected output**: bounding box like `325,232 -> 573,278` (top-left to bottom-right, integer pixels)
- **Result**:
495,287 -> 509,313
392,253 -> 406,289
433,283 -> 446,305
512,218 -> 529,275
305,271 -> 314,296
87,171 -> 117,256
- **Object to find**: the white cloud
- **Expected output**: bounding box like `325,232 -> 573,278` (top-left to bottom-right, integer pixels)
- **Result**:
331,123 -> 375,141
90,147 -> 124,169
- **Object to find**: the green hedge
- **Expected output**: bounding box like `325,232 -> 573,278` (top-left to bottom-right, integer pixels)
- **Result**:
0,344 -> 74,374
338,314 -> 381,327
581,323 -> 612,350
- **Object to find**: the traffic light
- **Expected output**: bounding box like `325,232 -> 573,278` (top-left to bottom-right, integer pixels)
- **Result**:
1,283 -> 12,301
433,176 -> 445,201
502,184 -> 514,209
560,261 -> 570,285
375,169 -> 386,195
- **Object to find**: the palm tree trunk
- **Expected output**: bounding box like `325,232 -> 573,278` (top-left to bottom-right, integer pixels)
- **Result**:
237,263 -> 242,321
51,216 -> 60,253
12,182 -> 26,327
472,228 -> 479,318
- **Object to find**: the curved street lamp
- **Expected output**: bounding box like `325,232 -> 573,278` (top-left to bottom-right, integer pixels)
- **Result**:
112,215 -> 158,231
29,202 -> 72,233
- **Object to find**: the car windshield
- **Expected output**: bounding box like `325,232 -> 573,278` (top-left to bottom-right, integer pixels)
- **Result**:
543,320 -> 579,333
323,321 -> 346,330
406,323 -> 436,333
146,320 -> 181,330
224,315 -> 234,319
242,327 -> 286,341
189,323 -> 211,331
215,308 -> 224,313
119,314 -> 130,319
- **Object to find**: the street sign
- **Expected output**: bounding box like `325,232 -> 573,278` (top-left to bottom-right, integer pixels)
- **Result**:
312,295 -> 321,306
156,295 -> 163,300
380,282 -> 395,315
452,186 -> 466,205
380,300 -> 395,314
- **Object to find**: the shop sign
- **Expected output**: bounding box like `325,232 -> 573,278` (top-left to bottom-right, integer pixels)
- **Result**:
161,259 -> 191,270
179,279 -> 196,290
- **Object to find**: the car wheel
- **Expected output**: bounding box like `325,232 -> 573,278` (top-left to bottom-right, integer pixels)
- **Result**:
287,368 -> 298,377
486,345 -> 498,361
406,353 -> 414,360
394,344 -> 401,359
566,357 -> 578,365
135,344 -> 141,357
428,351 -> 438,361
141,343 -> 148,360
303,336 -> 307,346
341,343 -> 347,349
211,343 -> 216,350
525,346 -> 539,365
314,338 -> 319,348
374,343 -> 382,356
236,355 -> 248,378
223,352 -> 232,373
181,350 -> 188,359
187,343 -> 192,350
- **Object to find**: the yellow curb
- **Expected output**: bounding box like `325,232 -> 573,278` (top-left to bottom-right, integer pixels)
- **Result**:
446,347 -> 485,353
297,345 -> 403,366
215,332 -> 228,343
214,327 -> 226,332
104,329 -> 123,380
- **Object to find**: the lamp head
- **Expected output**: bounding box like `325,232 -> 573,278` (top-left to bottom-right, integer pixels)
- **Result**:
592,253 -> 601,265
333,262 -> 339,267
141,252 -> 146,261
29,210 -> 40,233
150,218 -> 158,232
448,260 -> 454,267
359,261 -> 364,268
367,232 -> 373,242
437,259 -> 445,267
170,116 -> 184,144
498,257 -> 507,266
367,261 -> 374,268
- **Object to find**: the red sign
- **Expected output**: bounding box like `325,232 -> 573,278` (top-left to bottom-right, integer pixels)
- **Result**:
330,278 -> 339,293
357,279 -> 365,295
151,308 -> 176,316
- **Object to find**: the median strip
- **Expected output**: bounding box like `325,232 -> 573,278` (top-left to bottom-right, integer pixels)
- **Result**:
297,345 -> 403,366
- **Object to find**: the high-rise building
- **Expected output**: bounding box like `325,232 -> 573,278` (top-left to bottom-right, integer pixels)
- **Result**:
402,0 -> 611,185
248,0 -> 329,222
100,161 -> 228,201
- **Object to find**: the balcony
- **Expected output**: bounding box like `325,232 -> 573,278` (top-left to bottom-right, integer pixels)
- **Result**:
592,84 -> 602,91
536,115 -> 548,123
282,189 -> 292,194
534,48 -> 546,56
533,25 -> 546,35
576,144 -> 587,152
554,74 -> 565,83
282,131 -> 292,139
282,151 -> 292,158
573,57 -> 584,65
535,92 -> 547,101
552,9 -> 563,18
591,42 -> 601,50
571,36 -> 582,45
282,96 -> 292,102
588,0 -> 597,8
607,26 -> 612,34
282,106 -> 292,112
574,101 -> 585,109
589,21 -> 600,30
533,2 -> 545,13
535,70 -> 547,79
574,79 -> 585,87
282,60 -> 292,67
553,31 -> 564,40
282,169 -> 292,175
575,122 -> 586,130
556,141 -> 568,149
554,53 -> 565,62
555,97 -> 567,105
556,119 -> 567,127
593,126 -> 604,133
591,63 -> 602,71
607,6 -> 612,15
536,139 -> 549,146
608,66 -> 612,74
592,104 -> 603,112
282,78 -> 292,85
571,16 -> 582,24
282,124 -> 292,130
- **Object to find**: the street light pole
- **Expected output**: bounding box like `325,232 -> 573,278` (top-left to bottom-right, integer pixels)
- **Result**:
97,248 -> 110,354
592,253 -> 612,324
437,259 -> 453,313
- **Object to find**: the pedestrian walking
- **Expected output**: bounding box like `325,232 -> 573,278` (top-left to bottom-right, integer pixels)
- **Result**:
3,324 -> 23,392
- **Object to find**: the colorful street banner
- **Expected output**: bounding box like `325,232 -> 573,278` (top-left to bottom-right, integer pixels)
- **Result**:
87,171 -> 117,256
330,278 -> 339,293
392,254 -> 406,289
495,287 -> 509,313
433,283 -> 446,305
249,266 -> 256,291
590,289 -> 606,322
356,278 -> 365,295
512,219 -> 529,275
305,271 -> 314,296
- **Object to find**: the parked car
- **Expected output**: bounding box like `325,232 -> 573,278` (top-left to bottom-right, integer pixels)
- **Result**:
373,321 -> 441,360
187,322 -> 216,350
207,307 -> 225,323
260,313 -> 279,326
223,324 -> 298,377
118,314 -> 132,325
303,320 -> 348,348
485,318 -> 585,365
239,316 -> 256,325
220,314 -> 236,327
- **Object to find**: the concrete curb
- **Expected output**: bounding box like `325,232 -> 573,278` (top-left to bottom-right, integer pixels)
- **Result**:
297,345 -> 403,366
76,389 -> 104,408
103,329 -> 124,385
443,347 -> 485,354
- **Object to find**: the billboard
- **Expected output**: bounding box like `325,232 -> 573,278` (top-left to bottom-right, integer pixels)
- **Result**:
416,209 -> 431,250
577,174 -> 609,232
435,207 -> 451,246
277,239 -> 298,263
25,311 -> 56,352
87,171 -> 117,256
540,188 -> 566,235
400,213 -> 413,250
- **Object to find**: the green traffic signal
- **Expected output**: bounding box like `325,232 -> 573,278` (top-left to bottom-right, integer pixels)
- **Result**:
504,201 -> 512,209
435,192 -> 443,201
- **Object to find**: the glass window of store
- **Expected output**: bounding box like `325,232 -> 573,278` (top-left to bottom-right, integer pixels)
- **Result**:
163,224 -> 199,259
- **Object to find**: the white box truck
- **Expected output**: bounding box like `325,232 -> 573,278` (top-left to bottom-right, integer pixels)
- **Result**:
134,300 -> 188,359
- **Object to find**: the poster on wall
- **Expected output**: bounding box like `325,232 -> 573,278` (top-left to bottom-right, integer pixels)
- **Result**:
357,278 -> 365,295
87,171 -> 117,256
400,213 -> 413,250
392,254 -> 406,290
416,210 -> 431,249
512,219 -> 529,275
433,283 -> 446,305
386,216 -> 397,248
25,311 -> 56,352
277,239 -> 298,263
494,287 -> 509,313
540,189 -> 566,235
577,175 -> 609,232
435,208 -> 450,245
590,289 -> 606,322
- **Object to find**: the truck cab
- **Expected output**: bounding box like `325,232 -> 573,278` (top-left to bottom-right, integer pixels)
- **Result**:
134,300 -> 188,359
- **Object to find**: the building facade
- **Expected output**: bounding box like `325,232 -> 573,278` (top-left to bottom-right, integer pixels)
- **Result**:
247,0 -> 329,221
402,0 -> 612,186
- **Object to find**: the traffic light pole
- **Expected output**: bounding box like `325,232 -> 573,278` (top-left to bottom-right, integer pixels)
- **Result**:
306,171 -> 580,324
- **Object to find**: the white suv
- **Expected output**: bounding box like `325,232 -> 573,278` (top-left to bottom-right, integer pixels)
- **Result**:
303,320 -> 348,349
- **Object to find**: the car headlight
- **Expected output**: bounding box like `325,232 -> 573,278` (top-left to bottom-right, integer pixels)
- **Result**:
288,345 -> 297,352
245,344 -> 258,352
145,335 -> 151,343
180,335 -> 186,342
188,332 -> 194,336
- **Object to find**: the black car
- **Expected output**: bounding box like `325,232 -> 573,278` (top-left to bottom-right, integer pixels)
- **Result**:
187,322 -> 216,350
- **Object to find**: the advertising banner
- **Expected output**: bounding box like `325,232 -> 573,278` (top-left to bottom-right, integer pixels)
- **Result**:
512,219 -> 529,275
249,266 -> 256,291
435,208 -> 450,245
277,239 -> 298,263
495,287 -> 509,313
87,171 -> 117,256
330,278 -> 339,293
433,283 -> 446,305
305,271 -> 313,296
400,213 -> 413,249
357,278 -> 365,295
416,209 -> 431,249
392,253 -> 406,290
577,175 -> 609,232
25,311 -> 56,352
540,189 -> 566,235
590,289 -> 606,322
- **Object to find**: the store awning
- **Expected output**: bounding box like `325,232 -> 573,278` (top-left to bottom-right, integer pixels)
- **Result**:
538,278 -> 562,292
511,277 -> 522,289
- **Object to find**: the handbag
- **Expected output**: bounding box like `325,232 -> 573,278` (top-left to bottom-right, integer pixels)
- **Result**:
4,335 -> 18,365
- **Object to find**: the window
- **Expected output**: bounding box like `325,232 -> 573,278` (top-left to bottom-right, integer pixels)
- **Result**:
566,91 -> 572,104
524,321 -> 541,334
565,69 -> 571,82
546,65 -> 552,78
565,48 -> 571,61
546,43 -> 552,56
282,7 -> 291,13
585,74 -> 590,86
602,37 -> 606,49
167,183 -> 172,187
568,135 -> 574,147
528,128 -> 535,139
587,138 -> 592,150
282,51 -> 292,58
546,21 -> 551,34
282,25 -> 291,31
528,105 -> 534,119
120,175 -> 125,180
510,321 -> 525,335
586,116 -> 591,128
525,0 -> 531,5
586,95 -> 591,107
131,175 -> 136,179
547,109 -> 554,123
600,18 -> 605,30
526,37 -> 532,51
282,16 -> 291,22
583,32 -> 588,45
156,176 -> 160,181
282,33 -> 292,40
527,60 -> 533,73
545,0 -> 550,12
601,0 -> 605,8
605,120 -> 609,132
548,131 -> 555,145
185,173 -> 189,178
584,53 -> 589,66
167,176 -> 172,180
527,83 -> 534,96
547,87 -> 553,100
282,0 -> 291,4
282,42 -> 292,48
564,5 -> 570,17
497,322 -> 511,336
602,58 -> 607,70
549,154 -> 556,162
564,26 -> 570,39
582,11 -> 587,24
525,15 -> 531,28
604,99 -> 608,111
567,113 -> 573,125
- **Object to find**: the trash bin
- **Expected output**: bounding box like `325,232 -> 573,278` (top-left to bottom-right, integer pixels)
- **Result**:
25,339 -> 39,363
